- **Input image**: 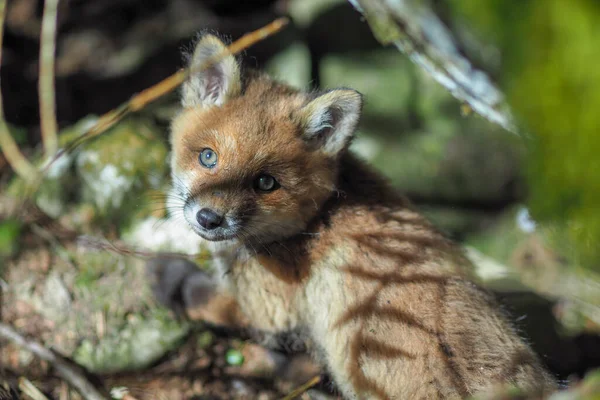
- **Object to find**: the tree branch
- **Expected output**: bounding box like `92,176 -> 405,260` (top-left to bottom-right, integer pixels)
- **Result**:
42,17 -> 289,177
39,0 -> 61,156
349,0 -> 517,133
0,0 -> 39,182
0,323 -> 109,400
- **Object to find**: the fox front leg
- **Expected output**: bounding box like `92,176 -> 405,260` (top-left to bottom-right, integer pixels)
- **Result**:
146,257 -> 249,328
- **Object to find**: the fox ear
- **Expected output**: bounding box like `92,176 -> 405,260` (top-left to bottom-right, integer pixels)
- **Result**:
298,89 -> 362,156
181,34 -> 241,108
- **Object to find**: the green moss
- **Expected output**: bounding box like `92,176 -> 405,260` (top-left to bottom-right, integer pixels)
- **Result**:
73,252 -> 117,290
356,0 -> 404,45
321,50 -> 414,124
74,310 -> 189,373
451,0 -> 600,273
0,219 -> 22,260
6,116 -> 99,217
76,117 -> 169,229
6,123 -> 27,145
196,330 -> 215,349
465,208 -> 527,265
265,43 -> 311,89
362,122 -> 522,204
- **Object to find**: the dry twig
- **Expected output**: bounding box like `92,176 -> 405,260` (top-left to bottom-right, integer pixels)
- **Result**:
0,322 -> 109,400
280,375 -> 322,400
77,235 -> 210,262
0,16 -> 288,185
42,17 -> 289,175
18,378 -> 50,400
39,0 -> 60,156
0,0 -> 39,182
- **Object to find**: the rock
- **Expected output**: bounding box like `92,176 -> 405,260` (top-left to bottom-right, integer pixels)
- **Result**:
4,243 -> 189,373
6,117 -> 97,218
75,117 -> 169,228
123,217 -> 205,255
73,311 -> 189,373
34,271 -> 72,322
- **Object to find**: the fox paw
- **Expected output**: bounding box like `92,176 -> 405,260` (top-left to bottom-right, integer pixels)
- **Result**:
146,257 -> 217,319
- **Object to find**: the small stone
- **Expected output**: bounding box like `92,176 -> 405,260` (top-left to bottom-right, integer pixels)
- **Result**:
38,272 -> 72,321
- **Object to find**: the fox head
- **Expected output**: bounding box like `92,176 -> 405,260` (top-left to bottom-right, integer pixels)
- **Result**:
169,34 -> 362,244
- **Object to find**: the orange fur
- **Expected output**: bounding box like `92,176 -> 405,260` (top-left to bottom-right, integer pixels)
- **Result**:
166,34 -> 557,399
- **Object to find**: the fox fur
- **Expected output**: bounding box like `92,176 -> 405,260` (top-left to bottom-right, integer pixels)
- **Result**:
160,34 -> 556,399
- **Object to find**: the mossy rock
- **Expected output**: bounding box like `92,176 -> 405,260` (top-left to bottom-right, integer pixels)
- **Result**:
6,117 -> 98,217
73,309 -> 189,373
5,242 -> 189,373
122,216 -> 207,257
75,117 -> 169,229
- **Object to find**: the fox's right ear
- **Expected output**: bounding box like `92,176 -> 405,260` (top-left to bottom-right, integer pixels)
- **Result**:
181,34 -> 241,108
297,89 -> 362,157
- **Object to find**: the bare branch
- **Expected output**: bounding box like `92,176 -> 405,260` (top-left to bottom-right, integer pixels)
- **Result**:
39,0 -> 60,156
18,378 -> 50,400
77,235 -> 210,261
280,376 -> 321,400
42,17 -> 289,176
350,0 -> 517,133
0,0 -> 39,182
0,322 -> 109,400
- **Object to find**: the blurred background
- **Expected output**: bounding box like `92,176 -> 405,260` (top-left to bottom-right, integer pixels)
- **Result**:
1,0 -> 599,399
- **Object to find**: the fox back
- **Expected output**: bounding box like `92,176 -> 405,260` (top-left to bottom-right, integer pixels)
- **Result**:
164,34 -> 556,399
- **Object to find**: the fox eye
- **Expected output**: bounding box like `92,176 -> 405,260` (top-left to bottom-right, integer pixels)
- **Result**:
255,174 -> 279,192
199,148 -> 217,168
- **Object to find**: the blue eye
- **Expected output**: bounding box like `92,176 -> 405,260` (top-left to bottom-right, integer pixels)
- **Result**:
199,148 -> 217,168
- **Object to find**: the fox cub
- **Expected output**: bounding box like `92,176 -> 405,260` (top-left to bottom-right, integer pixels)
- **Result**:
156,34 -> 556,399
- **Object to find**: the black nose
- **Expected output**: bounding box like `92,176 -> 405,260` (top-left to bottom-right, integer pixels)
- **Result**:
196,208 -> 223,230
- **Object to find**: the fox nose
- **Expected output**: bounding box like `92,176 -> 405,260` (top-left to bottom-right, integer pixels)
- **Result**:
196,208 -> 223,230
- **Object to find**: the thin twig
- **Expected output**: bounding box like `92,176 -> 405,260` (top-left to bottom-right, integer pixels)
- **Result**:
280,375 -> 322,400
39,0 -> 60,156
0,385 -> 16,400
0,0 -> 39,182
42,17 -> 289,175
30,223 -> 78,269
0,322 -> 109,400
18,377 -> 50,400
76,235 -> 210,262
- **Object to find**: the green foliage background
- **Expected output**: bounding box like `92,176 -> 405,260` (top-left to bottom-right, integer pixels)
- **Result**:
452,0 -> 600,272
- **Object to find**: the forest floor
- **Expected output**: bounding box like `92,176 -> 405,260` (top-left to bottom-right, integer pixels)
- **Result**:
0,203 -> 334,400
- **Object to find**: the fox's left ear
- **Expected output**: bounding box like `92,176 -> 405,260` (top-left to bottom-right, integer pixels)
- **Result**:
297,89 -> 362,156
181,34 -> 241,108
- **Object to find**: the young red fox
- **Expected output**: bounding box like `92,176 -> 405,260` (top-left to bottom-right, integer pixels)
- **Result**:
155,34 -> 556,399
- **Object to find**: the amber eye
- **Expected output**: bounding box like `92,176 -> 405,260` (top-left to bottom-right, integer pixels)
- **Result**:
199,148 -> 217,168
254,174 -> 279,192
